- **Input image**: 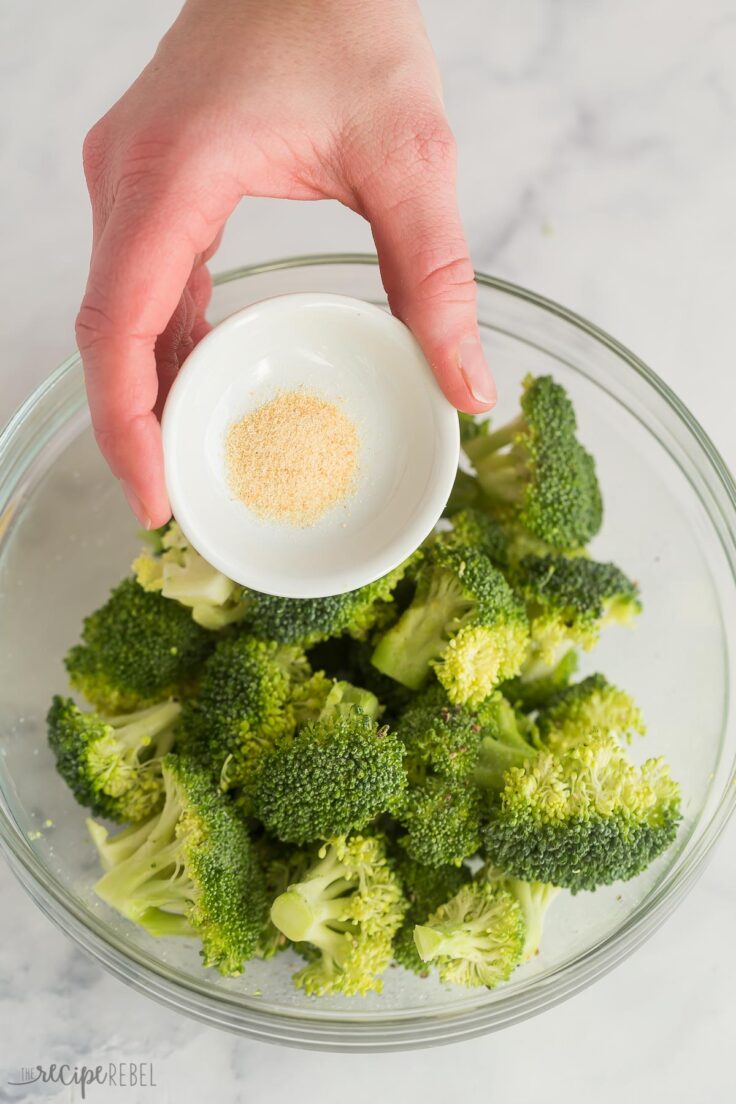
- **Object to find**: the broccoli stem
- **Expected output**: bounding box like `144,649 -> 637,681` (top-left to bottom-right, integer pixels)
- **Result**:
372,570 -> 473,690
137,908 -> 196,937
110,700 -> 181,761
107,701 -> 180,731
464,414 -> 526,464
414,908 -> 508,963
93,781 -> 189,922
475,465 -> 527,506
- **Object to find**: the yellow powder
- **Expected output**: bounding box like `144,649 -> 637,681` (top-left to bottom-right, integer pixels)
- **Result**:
225,389 -> 359,526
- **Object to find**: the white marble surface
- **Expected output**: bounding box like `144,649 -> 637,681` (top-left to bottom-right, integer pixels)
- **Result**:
2,0 -> 736,1099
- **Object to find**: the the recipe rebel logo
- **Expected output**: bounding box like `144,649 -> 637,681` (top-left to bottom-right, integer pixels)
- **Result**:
7,1061 -> 157,1098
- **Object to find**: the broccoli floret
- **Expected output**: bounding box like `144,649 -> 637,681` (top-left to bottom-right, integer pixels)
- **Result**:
463,375 -> 603,551
252,836 -> 310,959
392,853 -> 470,975
517,553 -> 642,664
309,637 -> 414,721
318,679 -> 381,722
394,691 -> 534,867
443,469 -> 486,517
88,754 -> 267,975
537,673 -> 646,751
413,877 -> 525,989
395,685 -> 487,785
502,648 -> 579,712
182,635 -> 323,792
269,833 -> 406,996
396,775 -> 483,868
483,865 -> 560,962
65,578 -> 215,713
251,684 -> 406,843
47,696 -> 180,822
472,693 -> 540,793
482,733 -> 681,892
245,556 -> 417,646
372,543 -> 529,705
133,520 -> 249,630
250,688 -> 406,843
445,508 -> 509,567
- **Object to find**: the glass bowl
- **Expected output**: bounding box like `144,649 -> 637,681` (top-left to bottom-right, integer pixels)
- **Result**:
1,255 -> 735,1052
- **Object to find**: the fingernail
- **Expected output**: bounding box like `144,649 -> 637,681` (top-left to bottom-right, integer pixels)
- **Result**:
121,481 -> 151,529
459,338 -> 496,406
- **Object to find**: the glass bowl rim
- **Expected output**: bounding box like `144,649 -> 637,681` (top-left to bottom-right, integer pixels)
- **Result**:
1,252 -> 735,1049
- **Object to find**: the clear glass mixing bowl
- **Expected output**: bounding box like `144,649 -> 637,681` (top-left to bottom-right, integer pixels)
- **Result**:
1,255 -> 735,1051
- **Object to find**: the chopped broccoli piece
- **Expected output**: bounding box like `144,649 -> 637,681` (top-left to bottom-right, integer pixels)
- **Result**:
537,673 -> 646,750
251,685 -> 406,843
413,877 -> 525,989
463,375 -> 603,551
269,833 -> 405,996
65,578 -> 215,713
472,693 -> 540,793
47,696 -> 180,822
372,542 -> 529,705
445,507 -> 509,567
483,865 -> 560,962
392,853 -> 470,975
245,556 -> 417,646
502,647 -> 579,712
309,637 -> 414,721
252,836 -> 310,959
133,520 -> 249,630
181,634 -> 322,793
319,679 -> 380,722
396,775 -> 483,868
88,754 -> 267,975
482,733 -> 681,891
516,553 -> 642,664
458,412 -> 490,447
443,469 -> 486,517
395,684 -> 487,785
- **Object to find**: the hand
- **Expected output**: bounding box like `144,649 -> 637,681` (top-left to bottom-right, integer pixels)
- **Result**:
77,0 -> 496,528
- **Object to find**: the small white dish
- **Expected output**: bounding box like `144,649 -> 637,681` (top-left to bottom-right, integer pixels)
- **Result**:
162,292 -> 459,598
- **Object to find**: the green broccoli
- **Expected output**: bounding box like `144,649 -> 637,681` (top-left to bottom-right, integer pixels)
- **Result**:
443,469 -> 486,517
516,553 -> 642,666
88,754 -> 267,975
413,877 -> 525,989
444,507 -> 509,567
47,696 -> 180,822
252,836 -> 310,960
251,682 -> 406,843
471,692 -> 540,793
244,555 -> 417,646
483,865 -> 560,962
413,866 -> 559,986
269,833 -> 406,996
396,775 -> 483,868
65,578 -> 215,713
482,733 -> 681,892
309,637 -> 414,721
395,684 -> 487,785
501,647 -> 579,712
463,375 -> 603,551
392,853 -> 470,975
372,542 -> 529,705
133,520 -> 249,630
181,634 -> 327,793
537,673 -> 646,751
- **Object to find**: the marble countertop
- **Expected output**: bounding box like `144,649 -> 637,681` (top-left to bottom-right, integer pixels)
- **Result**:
2,1 -> 735,1100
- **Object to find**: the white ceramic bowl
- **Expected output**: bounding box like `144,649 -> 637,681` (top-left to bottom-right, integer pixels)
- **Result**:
162,292 -> 460,598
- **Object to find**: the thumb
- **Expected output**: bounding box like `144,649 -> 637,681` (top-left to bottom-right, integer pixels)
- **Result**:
360,126 -> 495,414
